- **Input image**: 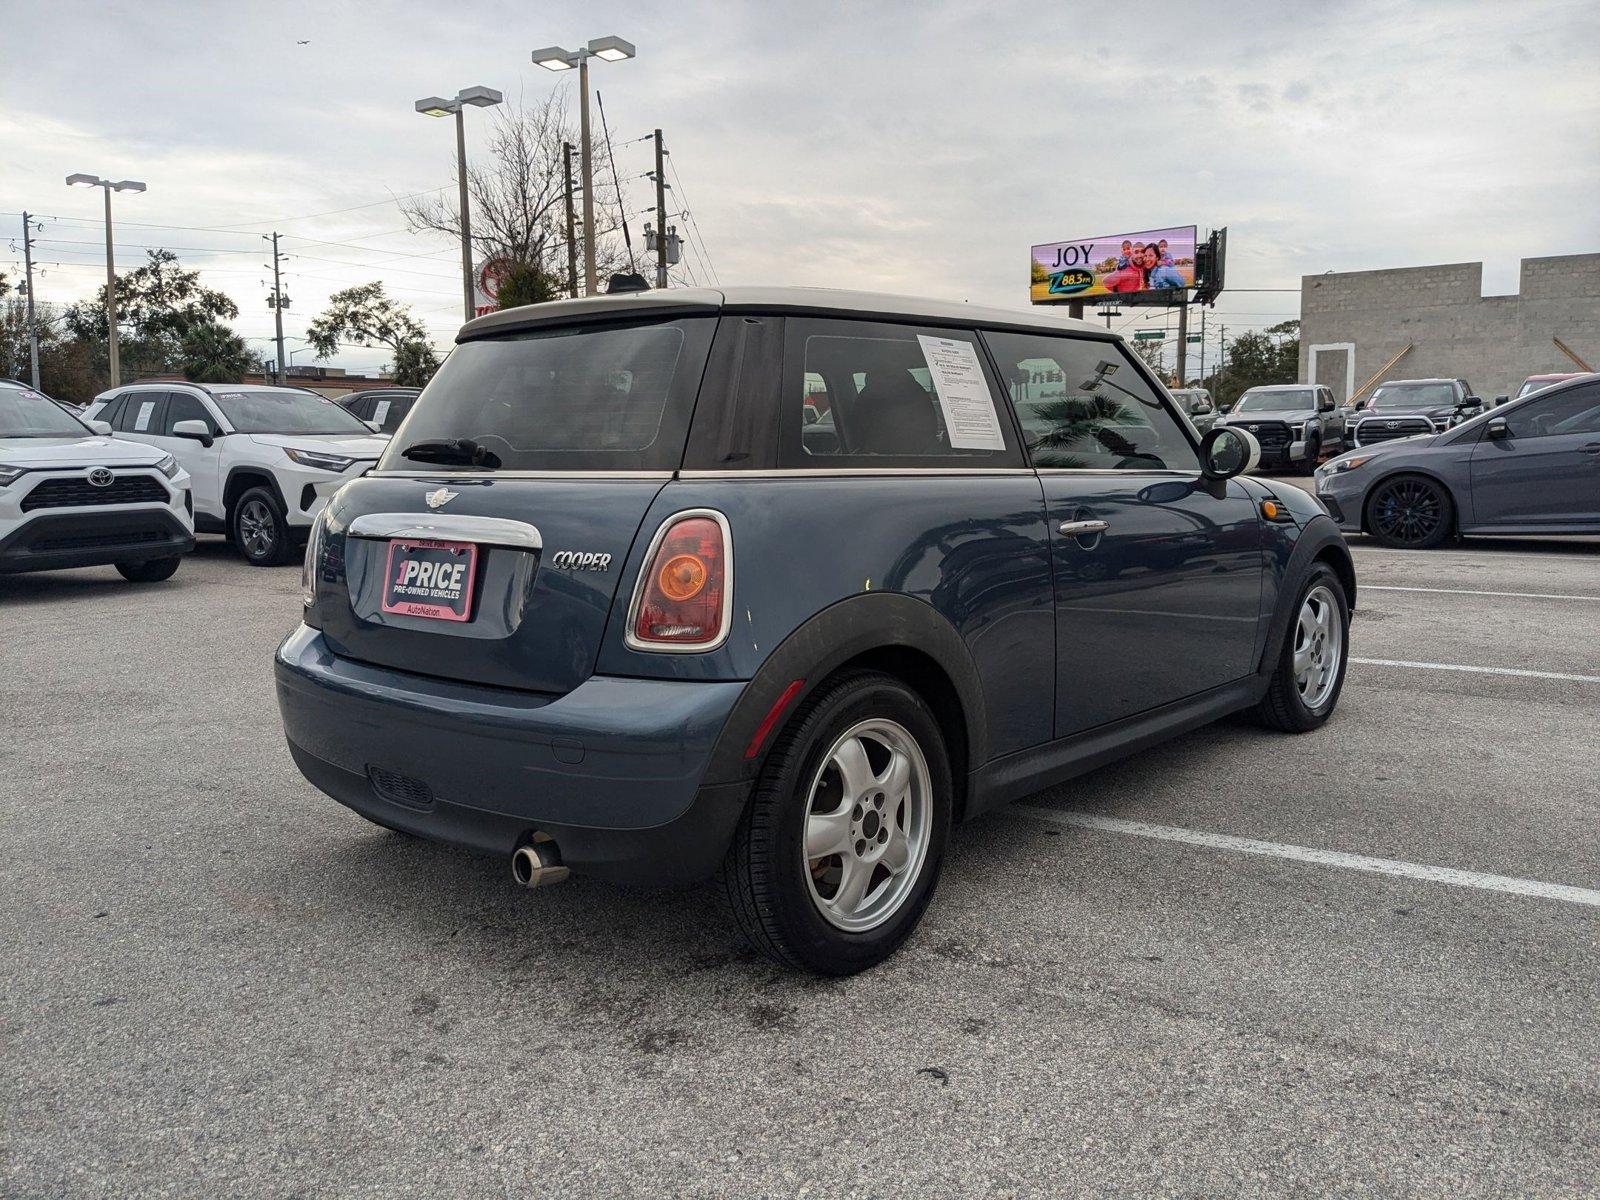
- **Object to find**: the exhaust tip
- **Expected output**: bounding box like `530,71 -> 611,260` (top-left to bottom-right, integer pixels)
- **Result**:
511,836 -> 570,889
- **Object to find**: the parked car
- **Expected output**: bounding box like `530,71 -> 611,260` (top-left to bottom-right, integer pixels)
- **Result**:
338,387 -> 422,435
1213,383 -> 1345,474
83,383 -> 389,566
1499,372 -> 1592,405
1316,375 -> 1600,548
1346,378 -> 1481,447
275,287 -> 1355,975
1170,387 -> 1218,434
0,379 -> 194,580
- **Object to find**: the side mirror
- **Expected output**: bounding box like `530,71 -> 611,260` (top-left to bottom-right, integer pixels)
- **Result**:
1200,427 -> 1260,481
1493,395 -> 1509,407
364,419 -> 383,434
88,419 -> 113,435
172,419 -> 215,449
1464,395 -> 1482,407
1217,402 -> 1233,414
1487,416 -> 1510,440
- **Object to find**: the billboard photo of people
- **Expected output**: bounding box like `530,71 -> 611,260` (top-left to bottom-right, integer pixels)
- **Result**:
1030,226 -> 1197,303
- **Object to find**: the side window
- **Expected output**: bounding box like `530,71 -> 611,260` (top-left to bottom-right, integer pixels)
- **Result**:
1504,383 -> 1600,439
982,331 -> 1201,472
118,392 -> 164,433
161,392 -> 219,436
95,393 -> 127,427
779,318 -> 1022,468
379,397 -> 412,433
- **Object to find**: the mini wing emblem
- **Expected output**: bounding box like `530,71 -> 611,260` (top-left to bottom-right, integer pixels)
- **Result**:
88,467 -> 114,488
424,487 -> 459,510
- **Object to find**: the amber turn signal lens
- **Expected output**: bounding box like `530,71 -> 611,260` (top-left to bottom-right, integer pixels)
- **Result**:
1262,500 -> 1281,520
658,553 -> 707,601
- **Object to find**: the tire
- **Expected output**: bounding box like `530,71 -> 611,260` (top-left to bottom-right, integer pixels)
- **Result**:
1251,563 -> 1350,733
1298,434 -> 1321,475
115,555 -> 182,583
718,670 -> 953,975
1364,473 -> 1455,549
230,486 -> 295,566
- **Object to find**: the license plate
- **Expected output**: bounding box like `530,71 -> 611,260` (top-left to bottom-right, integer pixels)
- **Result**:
381,538 -> 478,622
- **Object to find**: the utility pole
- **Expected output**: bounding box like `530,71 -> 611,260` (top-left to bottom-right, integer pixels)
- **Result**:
1176,302 -> 1188,386
1219,325 -> 1229,397
563,141 -> 579,298
653,129 -> 668,289
267,232 -> 287,385
20,213 -> 40,388
1199,304 -> 1207,384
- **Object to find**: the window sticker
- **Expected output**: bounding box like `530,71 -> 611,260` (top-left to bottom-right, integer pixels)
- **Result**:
134,400 -> 156,431
372,400 -> 391,425
915,335 -> 1006,450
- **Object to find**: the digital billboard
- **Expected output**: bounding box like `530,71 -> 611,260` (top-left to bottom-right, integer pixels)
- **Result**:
1030,226 -> 1197,303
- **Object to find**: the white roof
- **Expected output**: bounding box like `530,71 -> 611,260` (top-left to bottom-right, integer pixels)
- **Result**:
459,285 -> 1111,340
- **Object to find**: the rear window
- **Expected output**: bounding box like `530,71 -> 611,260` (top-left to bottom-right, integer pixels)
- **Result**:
381,318 -> 716,473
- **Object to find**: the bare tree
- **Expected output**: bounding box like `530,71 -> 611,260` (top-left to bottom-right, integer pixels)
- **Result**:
401,93 -> 634,299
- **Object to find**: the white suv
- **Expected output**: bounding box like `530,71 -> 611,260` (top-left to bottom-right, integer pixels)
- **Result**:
1,380 -> 194,581
83,383 -> 388,566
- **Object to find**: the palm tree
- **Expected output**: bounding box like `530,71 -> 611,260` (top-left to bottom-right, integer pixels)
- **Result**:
1022,394 -> 1136,468
179,322 -> 254,383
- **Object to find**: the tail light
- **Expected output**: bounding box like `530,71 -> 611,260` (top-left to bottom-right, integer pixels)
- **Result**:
625,509 -> 733,652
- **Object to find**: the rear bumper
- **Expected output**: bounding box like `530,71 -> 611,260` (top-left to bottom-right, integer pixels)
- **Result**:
0,508 -> 194,574
274,624 -> 750,885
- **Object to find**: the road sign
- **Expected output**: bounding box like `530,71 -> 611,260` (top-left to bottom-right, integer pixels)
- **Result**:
1133,330 -> 1165,341
1186,334 -> 1202,344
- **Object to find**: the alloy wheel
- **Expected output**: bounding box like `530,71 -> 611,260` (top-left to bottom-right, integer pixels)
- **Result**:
1293,583 -> 1343,709
802,718 -> 931,933
238,498 -> 277,560
1369,479 -> 1443,545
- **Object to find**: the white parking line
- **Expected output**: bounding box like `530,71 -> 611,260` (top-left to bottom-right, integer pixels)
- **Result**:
1350,657 -> 1600,683
1365,584 -> 1600,602
1019,808 -> 1600,908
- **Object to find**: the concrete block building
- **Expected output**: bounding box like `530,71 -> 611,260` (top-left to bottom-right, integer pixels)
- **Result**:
1297,254 -> 1600,403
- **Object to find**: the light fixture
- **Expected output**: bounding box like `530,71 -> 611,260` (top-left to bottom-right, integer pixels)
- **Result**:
66,173 -> 100,187
587,35 -> 636,61
457,85 -> 503,108
414,96 -> 455,117
112,180 -> 146,193
531,46 -> 577,71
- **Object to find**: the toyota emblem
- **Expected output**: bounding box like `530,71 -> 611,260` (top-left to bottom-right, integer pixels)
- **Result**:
1247,424 -> 1259,432
87,467 -> 114,488
1385,420 -> 1398,428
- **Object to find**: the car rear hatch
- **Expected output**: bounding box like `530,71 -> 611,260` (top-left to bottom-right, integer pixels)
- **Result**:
307,309 -> 720,695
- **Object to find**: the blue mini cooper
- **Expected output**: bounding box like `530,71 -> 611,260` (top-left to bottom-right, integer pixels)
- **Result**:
276,288 -> 1355,974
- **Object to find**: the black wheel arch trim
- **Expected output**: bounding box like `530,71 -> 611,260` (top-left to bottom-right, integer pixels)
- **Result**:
700,591 -> 988,791
1257,514 -> 1355,676
224,467 -> 288,515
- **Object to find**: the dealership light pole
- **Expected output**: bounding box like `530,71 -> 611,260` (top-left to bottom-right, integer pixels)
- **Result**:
416,86 -> 504,322
532,37 -> 636,296
66,173 -> 145,388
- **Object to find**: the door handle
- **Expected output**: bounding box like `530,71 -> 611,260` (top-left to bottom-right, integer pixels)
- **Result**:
1582,443 -> 1600,455
1059,519 -> 1109,536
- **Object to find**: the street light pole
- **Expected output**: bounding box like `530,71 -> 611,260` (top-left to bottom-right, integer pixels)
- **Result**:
562,142 -> 579,297
66,173 -> 145,389
533,38 -> 636,297
416,86 -> 503,323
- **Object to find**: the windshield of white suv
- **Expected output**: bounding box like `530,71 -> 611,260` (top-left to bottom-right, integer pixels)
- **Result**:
0,386 -> 90,437
1235,389 -> 1315,412
210,389 -> 373,435
1371,383 -> 1458,408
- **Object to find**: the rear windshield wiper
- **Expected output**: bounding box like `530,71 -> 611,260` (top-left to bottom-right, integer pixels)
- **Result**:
400,438 -> 502,469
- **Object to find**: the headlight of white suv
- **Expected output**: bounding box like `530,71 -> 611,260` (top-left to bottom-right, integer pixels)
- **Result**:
0,466 -> 25,487
156,453 -> 181,479
283,447 -> 356,473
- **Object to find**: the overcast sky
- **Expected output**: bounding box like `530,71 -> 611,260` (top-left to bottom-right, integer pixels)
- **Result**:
3,0 -> 1597,373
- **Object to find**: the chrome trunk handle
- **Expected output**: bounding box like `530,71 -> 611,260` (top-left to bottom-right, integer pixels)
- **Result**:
346,512 -> 543,550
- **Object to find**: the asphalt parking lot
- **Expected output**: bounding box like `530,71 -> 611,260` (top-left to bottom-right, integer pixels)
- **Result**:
4,508 -> 1598,1197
